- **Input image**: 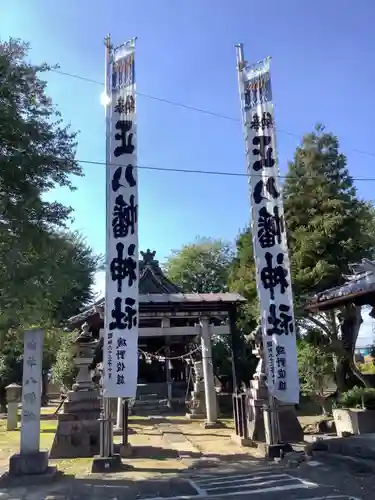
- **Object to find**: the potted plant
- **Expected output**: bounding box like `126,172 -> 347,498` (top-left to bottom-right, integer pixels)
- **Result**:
332,386 -> 375,436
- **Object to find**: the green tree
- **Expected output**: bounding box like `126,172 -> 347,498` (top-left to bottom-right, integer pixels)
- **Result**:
284,124 -> 375,301
0,327 -> 68,410
51,331 -> 78,392
229,125 -> 375,391
164,237 -> 257,387
229,230 -> 258,333
0,37 -> 84,331
164,237 -> 234,293
284,125 -> 375,390
0,38 -> 101,405
297,337 -> 334,415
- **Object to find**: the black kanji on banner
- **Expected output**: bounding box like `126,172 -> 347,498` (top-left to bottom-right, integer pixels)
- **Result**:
109,297 -> 138,330
253,177 -> 280,204
112,165 -> 137,192
260,252 -> 289,300
114,120 -> 135,157
114,95 -> 135,114
250,112 -> 274,131
266,303 -> 294,335
112,194 -> 138,238
257,206 -> 284,248
110,242 -> 137,292
252,136 -> 275,171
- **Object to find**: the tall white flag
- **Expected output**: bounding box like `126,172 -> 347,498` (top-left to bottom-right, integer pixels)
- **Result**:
103,39 -> 139,398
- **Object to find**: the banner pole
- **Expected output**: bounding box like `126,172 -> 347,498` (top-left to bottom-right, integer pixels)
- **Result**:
234,43 -> 280,450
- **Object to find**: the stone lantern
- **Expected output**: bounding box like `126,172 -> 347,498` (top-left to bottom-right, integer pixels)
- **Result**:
5,383 -> 22,431
50,322 -> 101,458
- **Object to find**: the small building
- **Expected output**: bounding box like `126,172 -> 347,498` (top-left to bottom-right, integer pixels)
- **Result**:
68,249 -> 246,404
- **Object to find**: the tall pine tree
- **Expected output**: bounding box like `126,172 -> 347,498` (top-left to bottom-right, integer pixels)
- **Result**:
230,125 -> 375,391
284,125 -> 375,390
284,124 -> 375,301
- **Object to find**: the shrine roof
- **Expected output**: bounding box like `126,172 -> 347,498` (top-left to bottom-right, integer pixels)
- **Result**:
68,292 -> 245,328
138,249 -> 182,294
306,259 -> 375,312
67,249 -> 246,328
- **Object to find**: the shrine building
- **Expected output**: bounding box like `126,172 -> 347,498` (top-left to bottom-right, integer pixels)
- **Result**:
68,249 -> 246,405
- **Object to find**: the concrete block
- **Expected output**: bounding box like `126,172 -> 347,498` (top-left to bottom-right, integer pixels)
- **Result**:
9,450 -> 48,476
91,454 -> 123,473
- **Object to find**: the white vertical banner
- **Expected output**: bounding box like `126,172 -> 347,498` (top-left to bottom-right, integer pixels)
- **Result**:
103,38 -> 139,398
236,52 -> 299,404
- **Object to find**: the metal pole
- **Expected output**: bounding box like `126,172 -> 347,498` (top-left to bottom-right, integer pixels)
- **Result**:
234,43 -> 280,446
123,399 -> 129,445
101,33 -> 113,458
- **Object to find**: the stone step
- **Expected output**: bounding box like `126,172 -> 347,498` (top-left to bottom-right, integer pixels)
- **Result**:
138,394 -> 166,401
135,399 -> 169,406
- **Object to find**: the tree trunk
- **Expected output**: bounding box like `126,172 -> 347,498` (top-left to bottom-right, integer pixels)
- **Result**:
333,355 -> 348,393
340,304 -> 369,388
312,394 -> 330,416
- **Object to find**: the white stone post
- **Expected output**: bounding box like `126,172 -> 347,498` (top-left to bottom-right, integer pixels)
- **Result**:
200,317 -> 217,425
5,384 -> 21,431
9,328 -> 49,476
116,397 -> 123,429
20,329 -> 44,453
162,318 -> 172,404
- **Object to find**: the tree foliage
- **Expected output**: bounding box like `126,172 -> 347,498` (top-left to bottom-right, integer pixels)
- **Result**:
283,124 -> 375,303
229,230 -> 258,333
0,38 -> 100,402
297,338 -> 334,414
0,38 -> 98,331
229,125 -> 375,392
51,330 -> 78,391
164,237 -> 234,293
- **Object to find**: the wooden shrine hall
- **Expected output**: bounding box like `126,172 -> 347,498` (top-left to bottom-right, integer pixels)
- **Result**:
68,249 -> 246,407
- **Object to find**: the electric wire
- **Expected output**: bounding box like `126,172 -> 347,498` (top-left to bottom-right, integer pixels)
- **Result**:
46,68 -> 375,182
75,158 -> 375,182
51,68 -> 375,160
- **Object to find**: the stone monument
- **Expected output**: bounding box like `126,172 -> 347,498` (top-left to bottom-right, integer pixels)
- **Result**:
186,360 -> 206,419
246,324 -> 303,443
8,329 -> 52,477
50,323 -> 101,458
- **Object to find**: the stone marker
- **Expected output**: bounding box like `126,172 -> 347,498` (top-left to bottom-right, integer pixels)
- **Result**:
8,329 -> 49,476
5,383 -> 21,431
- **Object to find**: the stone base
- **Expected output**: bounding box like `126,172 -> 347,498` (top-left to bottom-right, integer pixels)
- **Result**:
265,442 -> 294,460
50,415 -> 100,458
9,450 -> 49,476
231,434 -> 255,447
201,421 -> 224,429
247,400 -> 303,443
91,454 -> 123,473
118,443 -> 133,458
0,466 -> 58,487
185,413 -> 205,420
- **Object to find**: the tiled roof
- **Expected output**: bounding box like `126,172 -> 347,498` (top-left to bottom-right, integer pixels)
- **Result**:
306,259 -> 375,311
67,249 -> 246,327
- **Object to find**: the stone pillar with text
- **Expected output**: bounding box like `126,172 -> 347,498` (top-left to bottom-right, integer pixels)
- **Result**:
9,329 -> 50,476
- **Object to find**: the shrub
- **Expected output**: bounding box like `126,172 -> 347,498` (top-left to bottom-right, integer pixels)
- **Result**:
334,386 -> 375,410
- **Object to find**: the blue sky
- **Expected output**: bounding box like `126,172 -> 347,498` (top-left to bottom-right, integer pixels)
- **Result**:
3,0 -> 375,344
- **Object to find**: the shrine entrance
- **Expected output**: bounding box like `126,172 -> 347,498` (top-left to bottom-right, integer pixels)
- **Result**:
68,249 -> 245,420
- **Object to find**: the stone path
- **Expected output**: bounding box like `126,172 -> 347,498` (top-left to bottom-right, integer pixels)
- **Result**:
0,458 -> 370,500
